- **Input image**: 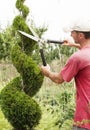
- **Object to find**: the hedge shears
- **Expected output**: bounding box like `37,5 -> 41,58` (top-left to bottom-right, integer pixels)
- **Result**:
18,27 -> 64,66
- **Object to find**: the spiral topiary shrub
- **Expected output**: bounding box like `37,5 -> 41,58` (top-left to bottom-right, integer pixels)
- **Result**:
0,0 -> 44,130
0,77 -> 42,130
11,44 -> 43,97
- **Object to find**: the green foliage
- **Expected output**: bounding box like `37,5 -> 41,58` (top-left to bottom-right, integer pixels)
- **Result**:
16,0 -> 24,11
45,45 -> 60,63
13,16 -> 29,32
60,119 -> 73,130
32,43 -> 75,65
13,15 -> 37,55
60,45 -> 76,57
16,0 -> 29,18
21,5 -> 29,18
0,0 -> 44,130
0,34 -> 5,60
0,63 -> 76,130
34,82 -> 75,130
0,108 -> 13,130
0,26 -> 16,61
39,43 -> 77,64
11,44 -> 44,96
35,26 -> 48,38
0,77 -> 41,130
0,0 -> 77,130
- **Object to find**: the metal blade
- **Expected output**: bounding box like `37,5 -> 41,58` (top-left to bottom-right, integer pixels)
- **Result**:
18,30 -> 39,42
29,26 -> 38,37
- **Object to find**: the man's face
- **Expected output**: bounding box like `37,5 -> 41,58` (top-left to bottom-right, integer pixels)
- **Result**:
71,31 -> 80,43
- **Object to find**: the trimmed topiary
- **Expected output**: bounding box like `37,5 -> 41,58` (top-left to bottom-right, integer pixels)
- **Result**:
11,44 -> 44,97
0,77 -> 42,130
0,0 -> 44,130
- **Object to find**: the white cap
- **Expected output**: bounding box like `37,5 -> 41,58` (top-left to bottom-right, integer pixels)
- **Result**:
63,18 -> 90,32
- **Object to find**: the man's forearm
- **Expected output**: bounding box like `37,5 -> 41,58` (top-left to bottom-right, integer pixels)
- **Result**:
47,71 -> 64,84
41,65 -> 64,84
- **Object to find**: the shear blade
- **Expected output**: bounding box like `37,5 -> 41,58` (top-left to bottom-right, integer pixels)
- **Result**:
18,30 -> 39,42
29,26 -> 38,37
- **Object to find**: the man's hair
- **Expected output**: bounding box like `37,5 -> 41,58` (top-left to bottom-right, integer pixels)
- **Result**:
76,31 -> 90,39
82,32 -> 90,39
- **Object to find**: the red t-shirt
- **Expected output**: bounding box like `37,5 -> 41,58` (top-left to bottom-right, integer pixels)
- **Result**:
61,45 -> 90,129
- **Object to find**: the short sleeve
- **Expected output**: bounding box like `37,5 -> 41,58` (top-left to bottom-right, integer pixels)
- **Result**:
60,55 -> 80,82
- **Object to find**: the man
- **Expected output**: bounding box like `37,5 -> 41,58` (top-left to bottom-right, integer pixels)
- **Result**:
41,19 -> 90,130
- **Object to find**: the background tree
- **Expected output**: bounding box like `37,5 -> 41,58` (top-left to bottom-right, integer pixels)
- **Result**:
0,26 -> 16,61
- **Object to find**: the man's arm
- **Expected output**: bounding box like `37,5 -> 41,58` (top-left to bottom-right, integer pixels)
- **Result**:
63,36 -> 81,49
40,64 -> 64,84
63,41 -> 81,49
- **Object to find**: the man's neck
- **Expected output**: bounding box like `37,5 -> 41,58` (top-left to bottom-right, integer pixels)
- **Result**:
80,39 -> 90,48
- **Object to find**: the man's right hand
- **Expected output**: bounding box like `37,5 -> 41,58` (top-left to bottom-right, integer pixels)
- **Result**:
63,36 -> 81,49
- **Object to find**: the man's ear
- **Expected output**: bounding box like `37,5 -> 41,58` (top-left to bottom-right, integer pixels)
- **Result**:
79,32 -> 84,39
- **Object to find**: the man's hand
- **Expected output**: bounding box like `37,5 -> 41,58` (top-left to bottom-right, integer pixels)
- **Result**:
63,36 -> 75,46
41,64 -> 51,77
63,36 -> 81,49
